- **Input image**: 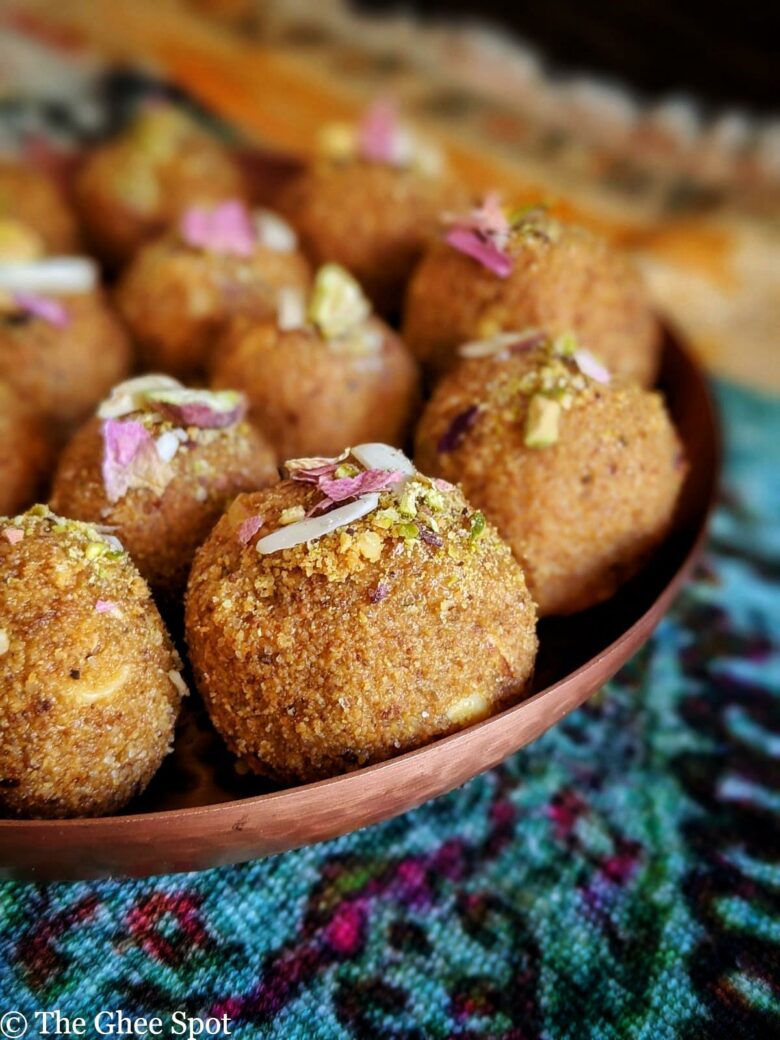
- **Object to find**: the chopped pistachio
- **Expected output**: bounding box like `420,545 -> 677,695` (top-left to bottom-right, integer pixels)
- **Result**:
334,463 -> 360,479
396,522 -> 419,541
0,219 -> 45,261
398,488 -> 419,519
318,122 -> 357,161
373,507 -> 400,529
552,331 -> 579,357
356,530 -> 383,561
85,541 -> 109,560
469,511 -> 486,541
525,394 -> 561,448
421,486 -> 445,512
308,263 -> 371,340
280,505 -> 306,526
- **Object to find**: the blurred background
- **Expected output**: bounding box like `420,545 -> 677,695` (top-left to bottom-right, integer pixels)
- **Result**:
1,0 -> 778,386
362,0 -> 779,113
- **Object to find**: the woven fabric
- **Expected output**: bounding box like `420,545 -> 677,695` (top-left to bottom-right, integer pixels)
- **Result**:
1,379 -> 778,1038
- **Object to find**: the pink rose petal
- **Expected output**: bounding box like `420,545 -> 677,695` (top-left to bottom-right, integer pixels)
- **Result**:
236,515 -> 265,545
101,419 -> 173,504
180,199 -> 256,258
94,599 -> 117,613
574,349 -> 611,385
318,468 -> 405,502
287,451 -> 351,483
357,98 -> 400,164
468,192 -> 510,246
146,389 -> 246,429
14,292 -> 69,327
445,227 -> 512,278
2,527 -> 24,544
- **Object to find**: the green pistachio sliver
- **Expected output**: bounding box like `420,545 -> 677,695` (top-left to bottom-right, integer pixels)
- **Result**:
524,394 -> 561,448
335,463 -> 360,479
552,331 -> 579,358
396,522 -> 419,541
398,486 -> 419,518
85,541 -> 109,560
373,508 -> 400,529
470,511 -> 486,541
422,486 -> 445,512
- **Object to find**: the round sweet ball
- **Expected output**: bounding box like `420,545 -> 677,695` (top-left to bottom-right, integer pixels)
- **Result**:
403,198 -> 660,385
0,283 -> 132,440
210,263 -> 420,459
0,506 -> 187,818
186,443 -> 538,783
116,200 -> 311,380
0,160 -> 79,255
74,103 -> 247,266
49,377 -> 278,601
415,334 -> 687,616
275,100 -> 466,316
0,382 -> 51,516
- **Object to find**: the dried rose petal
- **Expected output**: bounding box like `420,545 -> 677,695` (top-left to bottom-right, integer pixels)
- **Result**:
236,515 -> 265,545
13,292 -> 68,327
469,192 -> 511,246
357,98 -> 400,164
510,331 -> 549,353
318,468 -> 405,503
2,527 -> 24,544
101,419 -> 174,503
369,581 -> 390,603
419,527 -> 444,547
180,199 -> 256,257
445,227 -> 512,277
94,599 -> 117,613
459,328 -> 547,360
574,349 -> 611,385
437,405 -> 481,454
286,450 -> 351,482
146,388 -> 246,429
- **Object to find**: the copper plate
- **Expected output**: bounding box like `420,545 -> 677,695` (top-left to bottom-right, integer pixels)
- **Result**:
0,329 -> 719,880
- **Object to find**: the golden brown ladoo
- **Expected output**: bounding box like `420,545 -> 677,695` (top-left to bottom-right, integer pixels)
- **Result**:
117,201 -> 311,380
275,100 -> 465,315
0,382 -> 51,516
211,264 -> 419,459
403,197 -> 660,384
0,160 -> 79,255
415,333 -> 686,616
0,506 -> 186,819
0,284 -> 132,441
186,443 -> 538,783
50,376 -> 278,601
74,103 -> 246,266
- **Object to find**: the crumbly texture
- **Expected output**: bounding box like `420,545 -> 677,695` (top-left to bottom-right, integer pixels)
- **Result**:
186,477 -> 537,782
0,383 -> 51,516
74,120 -> 246,267
0,161 -> 79,254
403,216 -> 660,384
0,290 -> 132,440
117,233 -> 312,380
210,316 -> 420,459
276,161 -> 466,316
0,507 -> 184,818
415,348 -> 687,616
50,416 -> 278,601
